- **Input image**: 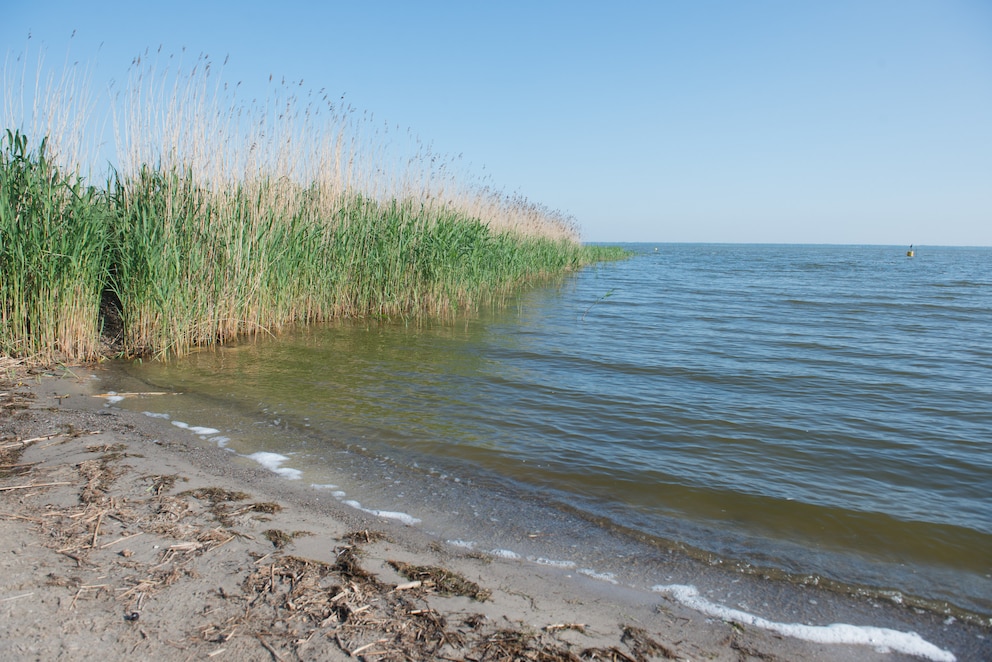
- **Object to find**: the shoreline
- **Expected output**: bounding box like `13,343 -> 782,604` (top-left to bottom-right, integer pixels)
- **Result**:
100,351 -> 991,627
1,367 -> 987,661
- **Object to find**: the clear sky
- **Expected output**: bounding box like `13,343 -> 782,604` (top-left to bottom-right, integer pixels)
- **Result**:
3,1 -> 991,245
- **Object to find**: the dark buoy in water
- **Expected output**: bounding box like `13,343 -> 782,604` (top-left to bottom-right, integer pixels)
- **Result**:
906,245 -> 915,257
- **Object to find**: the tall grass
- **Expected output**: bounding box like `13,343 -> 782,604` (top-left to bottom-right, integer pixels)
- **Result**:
2,47 -> 627,363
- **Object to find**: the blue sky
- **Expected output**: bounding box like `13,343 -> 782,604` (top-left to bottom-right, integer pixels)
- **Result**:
4,1 -> 991,245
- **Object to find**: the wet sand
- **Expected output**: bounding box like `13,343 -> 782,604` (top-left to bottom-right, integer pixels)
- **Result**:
1,364 -> 986,661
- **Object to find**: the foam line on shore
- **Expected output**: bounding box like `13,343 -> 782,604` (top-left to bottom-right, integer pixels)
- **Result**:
578,568 -> 619,584
652,584 -> 956,662
170,420 -> 221,436
530,556 -> 577,569
246,451 -> 303,480
445,541 -> 618,585
342,499 -> 421,526
489,549 -> 521,560
208,436 -> 230,448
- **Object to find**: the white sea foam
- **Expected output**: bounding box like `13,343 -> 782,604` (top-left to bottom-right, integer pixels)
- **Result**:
372,510 -> 421,526
342,500 -> 421,526
170,420 -> 221,436
530,557 -> 577,569
490,549 -> 521,560
578,568 -> 619,584
142,411 -> 170,420
652,584 -> 955,662
311,484 -> 339,490
208,436 -> 230,448
246,451 -> 303,480
447,540 -> 477,550
104,393 -> 124,404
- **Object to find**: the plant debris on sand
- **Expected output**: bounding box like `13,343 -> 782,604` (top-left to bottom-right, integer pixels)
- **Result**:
0,372 -> 692,661
388,559 -> 492,601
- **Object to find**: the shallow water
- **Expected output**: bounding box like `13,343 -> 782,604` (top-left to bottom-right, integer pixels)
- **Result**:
105,243 -> 992,620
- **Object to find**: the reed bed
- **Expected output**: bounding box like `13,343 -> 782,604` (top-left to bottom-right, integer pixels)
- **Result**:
2,47 -> 627,363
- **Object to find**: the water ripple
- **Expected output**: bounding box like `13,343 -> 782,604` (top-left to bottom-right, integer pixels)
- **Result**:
116,244 -> 992,617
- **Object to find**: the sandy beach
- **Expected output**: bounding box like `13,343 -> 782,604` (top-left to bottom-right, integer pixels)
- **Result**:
1,363 -> 984,661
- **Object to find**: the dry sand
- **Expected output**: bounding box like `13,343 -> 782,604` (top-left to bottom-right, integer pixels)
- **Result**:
1,363 -> 986,661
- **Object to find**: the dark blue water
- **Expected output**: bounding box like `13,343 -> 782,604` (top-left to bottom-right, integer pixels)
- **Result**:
108,243 -> 992,620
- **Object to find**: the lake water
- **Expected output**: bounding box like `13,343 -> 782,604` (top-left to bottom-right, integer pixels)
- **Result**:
104,243 -> 992,623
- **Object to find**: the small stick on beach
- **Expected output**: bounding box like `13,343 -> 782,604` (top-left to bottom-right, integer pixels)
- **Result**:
91,512 -> 104,548
0,482 -> 72,492
0,593 -> 34,603
255,635 -> 286,661
100,531 -> 144,549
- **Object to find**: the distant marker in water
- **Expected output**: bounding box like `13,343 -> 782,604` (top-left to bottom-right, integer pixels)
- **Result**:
907,245 -> 915,257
